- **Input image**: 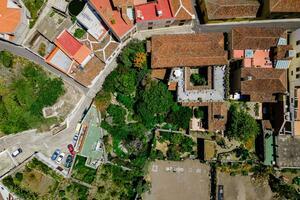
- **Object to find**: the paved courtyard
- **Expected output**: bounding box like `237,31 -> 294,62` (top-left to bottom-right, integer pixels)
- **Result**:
0,151 -> 16,177
217,173 -> 273,200
144,160 -> 211,200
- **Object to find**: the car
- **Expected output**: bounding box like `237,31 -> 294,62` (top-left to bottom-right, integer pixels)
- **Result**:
68,144 -> 75,156
64,155 -> 73,168
56,153 -> 65,164
51,149 -> 61,161
73,134 -> 79,143
12,148 -> 22,157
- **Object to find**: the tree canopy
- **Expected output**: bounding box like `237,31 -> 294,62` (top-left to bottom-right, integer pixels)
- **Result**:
226,104 -> 259,142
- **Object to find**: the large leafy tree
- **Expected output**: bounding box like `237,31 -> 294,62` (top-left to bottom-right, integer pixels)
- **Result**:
137,81 -> 174,127
226,104 -> 259,142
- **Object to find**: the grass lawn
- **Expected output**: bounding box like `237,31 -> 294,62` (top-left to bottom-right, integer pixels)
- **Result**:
71,155 -> 97,184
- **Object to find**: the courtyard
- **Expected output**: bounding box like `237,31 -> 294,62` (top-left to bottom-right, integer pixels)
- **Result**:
144,160 -> 211,200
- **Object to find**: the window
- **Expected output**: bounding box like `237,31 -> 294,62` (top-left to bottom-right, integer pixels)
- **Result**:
297,74 -> 300,79
148,26 -> 153,30
165,24 -> 170,27
297,68 -> 300,72
297,40 -> 300,45
148,22 -> 153,25
297,53 -> 300,58
291,70 -> 294,75
166,20 -> 171,23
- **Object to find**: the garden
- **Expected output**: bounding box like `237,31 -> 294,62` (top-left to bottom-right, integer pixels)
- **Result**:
2,158 -> 90,200
0,51 -> 64,134
94,39 -> 196,199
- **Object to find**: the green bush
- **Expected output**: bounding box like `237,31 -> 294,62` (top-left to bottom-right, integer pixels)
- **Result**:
72,156 -> 97,184
0,61 -> 64,134
0,51 -> 13,68
107,104 -> 126,125
38,43 -> 46,57
116,94 -> 135,110
15,172 -> 23,182
190,74 -> 207,85
226,103 -> 259,142
167,106 -> 192,129
74,28 -> 86,39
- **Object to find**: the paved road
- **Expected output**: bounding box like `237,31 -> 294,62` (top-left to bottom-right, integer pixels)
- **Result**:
193,14 -> 300,32
0,40 -> 88,94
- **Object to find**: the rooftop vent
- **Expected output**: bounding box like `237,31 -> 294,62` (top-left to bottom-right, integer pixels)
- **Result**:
136,10 -> 144,20
155,4 -> 162,17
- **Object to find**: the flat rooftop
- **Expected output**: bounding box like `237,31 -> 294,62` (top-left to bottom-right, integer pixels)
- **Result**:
276,135 -> 300,168
80,105 -> 104,169
144,160 -> 210,200
135,0 -> 173,22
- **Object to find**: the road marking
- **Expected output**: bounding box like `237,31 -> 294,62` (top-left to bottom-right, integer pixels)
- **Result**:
6,150 -> 18,166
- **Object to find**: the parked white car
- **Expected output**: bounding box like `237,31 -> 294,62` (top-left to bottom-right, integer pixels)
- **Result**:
56,153 -> 65,164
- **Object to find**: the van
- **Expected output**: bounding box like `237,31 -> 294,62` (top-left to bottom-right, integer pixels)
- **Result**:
12,148 -> 22,157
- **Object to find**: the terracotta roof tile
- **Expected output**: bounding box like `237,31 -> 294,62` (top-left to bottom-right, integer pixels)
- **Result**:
170,0 -> 195,20
0,0 -> 21,33
151,69 -> 167,79
89,0 -> 133,39
231,27 -> 287,50
151,33 -> 228,69
204,0 -> 260,20
55,30 -> 92,65
270,0 -> 300,13
240,68 -> 287,102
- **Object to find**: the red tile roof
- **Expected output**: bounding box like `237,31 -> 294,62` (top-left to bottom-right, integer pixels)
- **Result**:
55,30 -> 92,64
204,0 -> 260,20
56,30 -> 82,56
151,33 -> 228,68
231,27 -> 287,50
240,68 -> 287,102
135,0 -> 174,22
170,0 -> 195,20
0,0 -> 21,33
270,0 -> 300,13
89,0 -> 133,39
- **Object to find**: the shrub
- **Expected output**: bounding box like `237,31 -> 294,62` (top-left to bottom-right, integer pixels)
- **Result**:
74,28 -> 86,39
0,51 -> 13,68
107,104 -> 126,125
15,172 -> 23,182
190,74 -> 207,85
38,43 -> 46,57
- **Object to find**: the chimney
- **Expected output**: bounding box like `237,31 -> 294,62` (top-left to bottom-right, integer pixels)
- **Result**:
155,4 -> 162,17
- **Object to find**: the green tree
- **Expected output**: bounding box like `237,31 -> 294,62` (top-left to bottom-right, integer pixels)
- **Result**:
167,106 -> 193,129
118,40 -> 146,68
137,81 -> 174,127
15,172 -> 23,182
115,71 -> 136,95
190,74 -> 207,85
95,90 -> 111,112
226,104 -> 259,142
74,28 -> 86,39
107,104 -> 126,125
